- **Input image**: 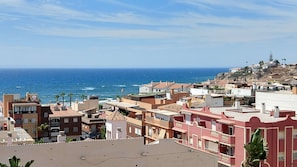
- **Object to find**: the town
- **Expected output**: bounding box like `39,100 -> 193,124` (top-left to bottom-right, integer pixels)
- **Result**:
1,59 -> 297,167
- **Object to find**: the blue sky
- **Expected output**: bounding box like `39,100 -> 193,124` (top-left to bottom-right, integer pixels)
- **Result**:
0,0 -> 297,68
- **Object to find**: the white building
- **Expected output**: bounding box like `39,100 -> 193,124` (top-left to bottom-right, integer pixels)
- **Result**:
105,111 -> 127,140
255,89 -> 297,113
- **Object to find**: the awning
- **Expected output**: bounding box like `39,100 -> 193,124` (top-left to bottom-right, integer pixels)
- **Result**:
202,136 -> 218,142
172,127 -> 187,133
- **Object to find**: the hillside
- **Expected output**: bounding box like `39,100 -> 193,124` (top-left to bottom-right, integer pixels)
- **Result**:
215,63 -> 297,85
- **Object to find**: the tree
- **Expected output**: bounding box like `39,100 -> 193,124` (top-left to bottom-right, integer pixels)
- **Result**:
242,129 -> 268,167
0,156 -> 34,167
68,93 -> 73,106
81,94 -> 87,101
273,59 -> 280,66
55,94 -> 60,103
60,92 -> 65,106
38,123 -> 49,140
259,60 -> 264,68
100,126 -> 106,139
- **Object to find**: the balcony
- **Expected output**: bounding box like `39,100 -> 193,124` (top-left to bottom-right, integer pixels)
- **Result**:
51,132 -> 59,137
219,133 -> 235,146
145,117 -> 172,128
218,153 -> 235,166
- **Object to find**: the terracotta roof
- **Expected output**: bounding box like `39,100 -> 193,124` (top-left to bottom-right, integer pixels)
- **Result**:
154,82 -> 175,89
106,111 -> 126,121
169,83 -> 192,90
49,104 -> 82,118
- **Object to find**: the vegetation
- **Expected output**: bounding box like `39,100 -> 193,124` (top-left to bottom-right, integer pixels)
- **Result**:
68,93 -> 73,106
100,126 -> 106,139
55,94 -> 60,103
242,129 -> 268,167
0,156 -> 34,167
60,92 -> 65,105
81,94 -> 87,100
37,123 -> 49,140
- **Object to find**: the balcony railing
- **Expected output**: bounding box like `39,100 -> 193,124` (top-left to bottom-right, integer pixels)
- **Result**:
145,117 -> 172,128
51,132 -> 59,137
219,133 -> 235,146
50,122 -> 60,127
218,153 -> 236,166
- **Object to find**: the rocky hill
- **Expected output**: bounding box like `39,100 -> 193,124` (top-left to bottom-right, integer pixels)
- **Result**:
215,63 -> 297,85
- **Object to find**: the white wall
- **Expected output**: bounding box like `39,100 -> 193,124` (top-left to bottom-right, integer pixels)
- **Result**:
190,88 -> 209,96
256,92 -> 297,112
231,88 -> 252,97
0,138 -> 218,167
106,120 -> 127,139
139,86 -> 152,94
205,95 -> 224,107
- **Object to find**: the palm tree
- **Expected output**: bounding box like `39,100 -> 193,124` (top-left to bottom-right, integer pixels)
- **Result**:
60,92 -> 65,106
38,123 -> 49,140
68,93 -> 73,106
242,129 -> 268,167
55,94 -> 60,103
81,94 -> 87,101
0,155 -> 34,167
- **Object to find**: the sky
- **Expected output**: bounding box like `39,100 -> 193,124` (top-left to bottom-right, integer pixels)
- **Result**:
0,0 -> 297,68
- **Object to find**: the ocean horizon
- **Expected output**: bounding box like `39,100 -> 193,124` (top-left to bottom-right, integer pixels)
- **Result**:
0,68 -> 229,104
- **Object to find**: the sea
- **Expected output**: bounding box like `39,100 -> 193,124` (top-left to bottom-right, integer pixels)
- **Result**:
0,68 -> 229,104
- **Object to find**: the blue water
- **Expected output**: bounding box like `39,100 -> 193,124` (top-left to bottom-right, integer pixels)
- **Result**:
0,68 -> 228,104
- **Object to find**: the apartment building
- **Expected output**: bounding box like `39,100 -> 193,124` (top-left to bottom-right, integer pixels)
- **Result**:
0,116 -> 34,145
80,107 -> 106,139
2,94 -> 41,139
144,108 -> 181,144
49,104 -> 82,141
172,101 -> 297,167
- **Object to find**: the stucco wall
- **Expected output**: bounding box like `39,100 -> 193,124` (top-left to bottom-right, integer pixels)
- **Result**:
256,91 -> 297,112
0,138 -> 218,167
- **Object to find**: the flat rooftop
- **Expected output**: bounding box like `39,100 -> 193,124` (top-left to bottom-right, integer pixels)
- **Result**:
148,109 -> 180,116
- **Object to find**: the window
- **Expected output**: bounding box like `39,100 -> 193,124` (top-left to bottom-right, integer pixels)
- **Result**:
73,117 -> 78,123
189,136 -> 193,145
64,128 -> 69,134
205,140 -> 218,153
278,152 -> 284,161
211,120 -> 216,131
73,127 -> 78,133
31,118 -> 36,123
148,128 -> 153,136
64,118 -> 69,123
293,151 -> 297,160
129,127 -> 132,133
44,112 -> 48,118
198,139 -> 202,148
135,128 -> 141,136
23,119 -> 28,124
229,126 -> 234,135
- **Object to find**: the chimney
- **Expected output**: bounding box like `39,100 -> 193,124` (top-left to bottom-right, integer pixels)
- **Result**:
234,100 -> 240,109
261,103 -> 265,114
274,106 -> 279,118
7,132 -> 12,146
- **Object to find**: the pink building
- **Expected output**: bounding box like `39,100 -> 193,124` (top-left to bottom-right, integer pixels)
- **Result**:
173,103 -> 297,167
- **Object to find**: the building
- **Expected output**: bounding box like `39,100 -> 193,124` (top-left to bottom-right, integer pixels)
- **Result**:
144,109 -> 181,144
0,116 -> 34,145
139,81 -> 192,94
255,88 -> 297,113
80,107 -> 106,139
105,110 -> 127,140
172,101 -> 297,167
49,104 -> 82,141
2,94 -> 41,139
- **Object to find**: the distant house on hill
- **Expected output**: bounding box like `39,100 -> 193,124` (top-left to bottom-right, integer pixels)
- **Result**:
139,81 -> 192,94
